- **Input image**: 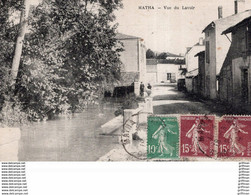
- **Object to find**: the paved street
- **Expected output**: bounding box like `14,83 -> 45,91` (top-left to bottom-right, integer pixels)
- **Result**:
152,84 -> 228,116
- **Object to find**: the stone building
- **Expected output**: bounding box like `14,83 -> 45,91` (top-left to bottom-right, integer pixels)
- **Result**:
195,51 -> 206,97
146,59 -> 158,84
185,38 -> 205,73
146,59 -> 185,84
219,15 -> 251,108
202,6 -> 251,100
185,39 -> 205,93
116,33 -> 146,86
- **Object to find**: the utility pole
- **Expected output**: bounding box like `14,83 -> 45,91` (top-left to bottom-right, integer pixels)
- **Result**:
11,0 -> 30,84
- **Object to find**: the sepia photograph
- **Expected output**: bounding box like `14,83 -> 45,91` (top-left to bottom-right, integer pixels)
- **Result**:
1,0 -> 251,161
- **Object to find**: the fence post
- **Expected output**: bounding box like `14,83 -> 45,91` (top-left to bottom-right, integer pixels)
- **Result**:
145,97 -> 153,114
134,82 -> 140,96
122,109 -> 136,147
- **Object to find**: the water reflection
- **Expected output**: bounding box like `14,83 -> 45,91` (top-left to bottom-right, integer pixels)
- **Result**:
18,104 -> 119,161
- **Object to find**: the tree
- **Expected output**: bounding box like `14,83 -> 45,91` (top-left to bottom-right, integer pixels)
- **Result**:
11,0 -> 29,83
14,0 -> 123,120
0,0 -> 123,122
0,0 -> 30,126
0,0 -> 23,98
156,52 -> 168,59
146,49 -> 155,59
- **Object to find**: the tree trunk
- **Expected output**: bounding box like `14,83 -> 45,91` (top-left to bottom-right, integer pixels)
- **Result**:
11,0 -> 30,83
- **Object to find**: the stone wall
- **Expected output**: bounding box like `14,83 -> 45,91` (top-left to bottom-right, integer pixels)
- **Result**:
119,72 -> 139,86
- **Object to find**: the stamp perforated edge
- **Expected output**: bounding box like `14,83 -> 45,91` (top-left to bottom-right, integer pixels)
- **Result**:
216,115 -> 251,161
147,114 -> 180,161
178,114 -> 217,161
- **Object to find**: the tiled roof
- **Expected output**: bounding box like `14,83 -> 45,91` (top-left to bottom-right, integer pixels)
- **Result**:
146,58 -> 185,65
222,15 -> 251,34
202,9 -> 251,33
185,40 -> 205,55
146,59 -> 158,65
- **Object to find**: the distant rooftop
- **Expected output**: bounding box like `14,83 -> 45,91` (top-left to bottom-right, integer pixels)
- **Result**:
185,42 -> 204,55
146,59 -> 158,65
146,58 -> 185,65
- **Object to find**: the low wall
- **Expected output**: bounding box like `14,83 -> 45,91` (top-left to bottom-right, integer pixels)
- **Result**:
0,128 -> 20,161
122,97 -> 153,147
185,77 -> 193,93
98,97 -> 153,161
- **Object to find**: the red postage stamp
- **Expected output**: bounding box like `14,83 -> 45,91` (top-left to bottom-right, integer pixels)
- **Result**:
180,115 -> 215,158
218,116 -> 251,158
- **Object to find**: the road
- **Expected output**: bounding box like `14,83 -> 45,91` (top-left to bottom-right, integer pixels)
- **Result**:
152,84 -> 226,116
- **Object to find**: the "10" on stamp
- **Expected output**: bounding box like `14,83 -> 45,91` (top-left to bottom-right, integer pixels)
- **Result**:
147,116 -> 179,159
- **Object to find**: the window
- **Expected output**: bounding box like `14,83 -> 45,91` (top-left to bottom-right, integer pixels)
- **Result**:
167,73 -> 171,80
241,69 -> 248,103
206,41 -> 210,63
240,37 -> 246,53
247,25 -> 251,52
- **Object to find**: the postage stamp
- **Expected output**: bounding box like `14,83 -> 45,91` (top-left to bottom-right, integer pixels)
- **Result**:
180,115 -> 215,158
147,116 -> 179,159
218,116 -> 251,158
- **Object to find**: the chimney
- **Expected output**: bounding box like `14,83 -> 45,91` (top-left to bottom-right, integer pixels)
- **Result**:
199,37 -> 204,45
235,0 -> 238,14
218,6 -> 223,19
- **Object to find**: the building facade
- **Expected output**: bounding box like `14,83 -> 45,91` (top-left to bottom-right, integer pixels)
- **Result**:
116,33 -> 146,86
146,59 -> 158,84
185,39 -> 204,93
146,59 -> 185,84
202,8 -> 251,100
185,39 -> 205,73
195,51 -> 206,97
219,16 -> 251,108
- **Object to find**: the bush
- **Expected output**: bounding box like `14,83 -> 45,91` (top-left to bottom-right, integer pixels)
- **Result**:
0,100 -> 28,127
114,93 -> 139,116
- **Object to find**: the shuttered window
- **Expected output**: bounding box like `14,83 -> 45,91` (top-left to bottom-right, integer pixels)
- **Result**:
239,37 -> 246,53
247,25 -> 251,52
206,41 -> 210,63
167,73 -> 171,80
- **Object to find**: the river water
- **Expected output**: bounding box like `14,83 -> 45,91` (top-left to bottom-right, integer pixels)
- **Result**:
18,104 -> 119,161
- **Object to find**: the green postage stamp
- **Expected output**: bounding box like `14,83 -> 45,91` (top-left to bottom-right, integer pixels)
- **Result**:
147,116 -> 179,159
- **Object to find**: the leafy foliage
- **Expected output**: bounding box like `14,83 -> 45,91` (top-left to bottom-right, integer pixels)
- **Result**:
146,49 -> 155,59
0,0 -> 123,123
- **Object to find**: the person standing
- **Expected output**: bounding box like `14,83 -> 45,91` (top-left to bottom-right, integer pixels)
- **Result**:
146,83 -> 152,96
147,83 -> 152,90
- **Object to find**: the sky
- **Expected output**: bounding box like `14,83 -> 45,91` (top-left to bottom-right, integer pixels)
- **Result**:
115,0 -> 251,54
28,0 -> 251,54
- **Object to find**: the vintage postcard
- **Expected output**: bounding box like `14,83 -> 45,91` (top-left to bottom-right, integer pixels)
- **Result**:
1,0 -> 251,161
